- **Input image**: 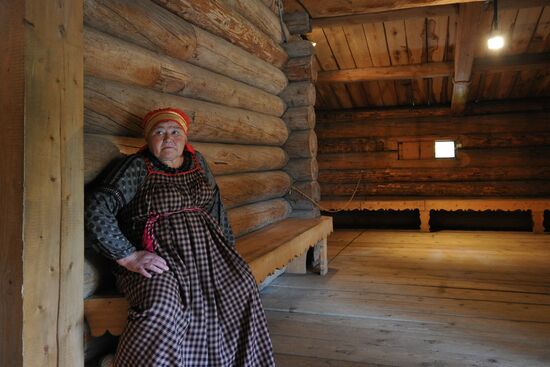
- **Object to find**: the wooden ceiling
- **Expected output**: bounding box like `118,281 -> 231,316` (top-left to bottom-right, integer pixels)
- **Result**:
283,0 -> 550,111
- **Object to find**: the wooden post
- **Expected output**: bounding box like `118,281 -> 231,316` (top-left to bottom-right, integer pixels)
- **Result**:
532,211 -> 545,234
286,251 -> 308,274
1,0 -> 84,366
314,238 -> 328,276
420,210 -> 431,232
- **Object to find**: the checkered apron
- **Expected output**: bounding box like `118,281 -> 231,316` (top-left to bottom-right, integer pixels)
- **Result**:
113,154 -> 275,366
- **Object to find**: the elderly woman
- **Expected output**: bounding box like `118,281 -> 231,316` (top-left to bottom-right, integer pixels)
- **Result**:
85,108 -> 275,366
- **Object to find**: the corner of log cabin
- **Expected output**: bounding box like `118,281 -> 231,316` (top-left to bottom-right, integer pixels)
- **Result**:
4,0 -> 550,366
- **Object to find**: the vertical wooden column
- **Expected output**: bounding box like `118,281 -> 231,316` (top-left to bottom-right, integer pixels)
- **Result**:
1,1 -> 84,366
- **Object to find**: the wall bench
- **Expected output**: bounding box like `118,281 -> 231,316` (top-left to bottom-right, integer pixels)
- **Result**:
322,198 -> 548,233
84,216 -> 333,337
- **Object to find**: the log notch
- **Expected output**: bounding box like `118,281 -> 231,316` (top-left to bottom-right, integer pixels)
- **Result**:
84,27 -> 285,117
280,19 -> 321,219
1,1 -> 84,365
283,105 -> 316,130
451,3 -> 483,115
84,0 -> 287,95
283,11 -> 312,35
151,0 -> 288,68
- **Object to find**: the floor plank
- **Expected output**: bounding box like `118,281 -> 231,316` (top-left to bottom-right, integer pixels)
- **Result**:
262,230 -> 550,367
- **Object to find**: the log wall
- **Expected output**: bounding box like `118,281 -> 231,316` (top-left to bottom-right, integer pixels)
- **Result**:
83,0 -> 292,361
84,0 -> 291,240
317,110 -> 550,199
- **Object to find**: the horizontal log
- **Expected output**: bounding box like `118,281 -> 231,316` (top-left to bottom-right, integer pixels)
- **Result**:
318,132 -> 550,154
217,171 -> 292,209
315,112 -> 550,139
261,0 -> 278,13
283,11 -> 311,35
84,28 -> 285,117
284,130 -> 318,158
84,77 -> 288,146
320,180 -> 550,198
317,62 -> 453,83
152,0 -> 288,68
85,134 -> 289,177
84,0 -> 287,94
283,106 -> 316,131
280,81 -> 316,108
226,0 -> 284,43
317,99 -> 550,123
284,158 -> 319,181
228,198 -> 291,237
283,40 -> 315,58
286,180 -> 320,210
284,56 -> 317,82
318,167 -> 550,184
318,147 -> 550,170
84,134 -> 124,184
289,208 -> 321,218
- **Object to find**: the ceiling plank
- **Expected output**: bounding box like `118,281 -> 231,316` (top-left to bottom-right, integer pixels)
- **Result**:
291,0 -> 550,20
311,4 -> 457,28
451,3 -> 483,115
316,53 -> 550,82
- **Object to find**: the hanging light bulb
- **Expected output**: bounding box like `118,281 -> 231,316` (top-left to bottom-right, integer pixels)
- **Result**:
487,33 -> 504,50
488,0 -> 504,50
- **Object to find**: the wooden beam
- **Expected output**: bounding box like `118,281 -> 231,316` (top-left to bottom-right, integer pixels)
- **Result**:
316,101 -> 549,123
311,4 -> 457,28
474,53 -> 550,73
451,3 -> 483,115
2,0 -> 84,366
317,53 -> 550,83
317,62 -> 454,82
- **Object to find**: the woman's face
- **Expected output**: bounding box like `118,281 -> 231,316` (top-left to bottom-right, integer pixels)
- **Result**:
146,120 -> 187,164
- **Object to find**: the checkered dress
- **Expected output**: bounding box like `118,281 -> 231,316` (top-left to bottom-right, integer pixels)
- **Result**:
112,153 -> 275,366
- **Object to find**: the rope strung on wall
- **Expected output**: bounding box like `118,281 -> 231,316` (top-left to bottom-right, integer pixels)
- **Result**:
288,170 -> 365,213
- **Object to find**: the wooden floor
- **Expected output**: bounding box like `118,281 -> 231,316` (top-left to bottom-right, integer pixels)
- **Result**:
261,230 -> 550,367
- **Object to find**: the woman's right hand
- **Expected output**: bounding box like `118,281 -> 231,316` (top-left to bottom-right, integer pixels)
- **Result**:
116,251 -> 169,278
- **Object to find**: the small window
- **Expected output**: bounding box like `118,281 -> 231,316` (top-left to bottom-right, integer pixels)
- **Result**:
435,141 -> 455,158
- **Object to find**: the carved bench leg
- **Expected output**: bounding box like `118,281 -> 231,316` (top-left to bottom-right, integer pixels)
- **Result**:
314,238 -> 328,276
532,211 -> 545,234
420,210 -> 430,232
286,251 -> 307,274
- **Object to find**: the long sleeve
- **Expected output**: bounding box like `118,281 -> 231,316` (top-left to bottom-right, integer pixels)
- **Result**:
196,151 -> 236,247
85,154 -> 148,260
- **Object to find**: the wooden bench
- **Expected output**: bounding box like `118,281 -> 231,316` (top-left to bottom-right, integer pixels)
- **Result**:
322,198 -> 549,233
84,216 -> 333,337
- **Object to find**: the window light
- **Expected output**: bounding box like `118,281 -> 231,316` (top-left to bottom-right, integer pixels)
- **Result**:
435,141 -> 455,158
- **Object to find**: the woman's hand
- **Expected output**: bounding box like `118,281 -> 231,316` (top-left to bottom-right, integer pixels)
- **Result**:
116,251 -> 169,278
